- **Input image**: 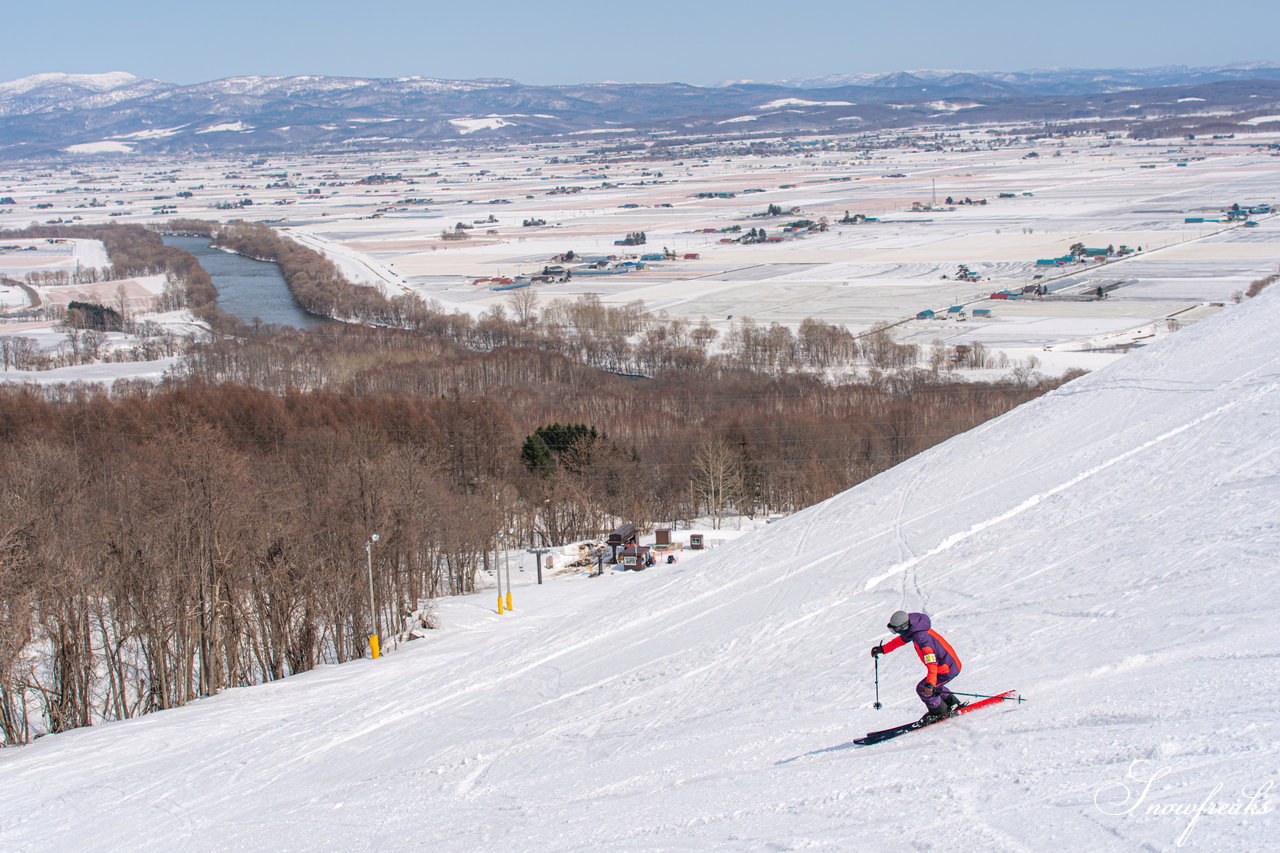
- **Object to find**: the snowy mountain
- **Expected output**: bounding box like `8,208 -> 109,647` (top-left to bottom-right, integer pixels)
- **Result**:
1,64 -> 1279,158
778,61 -> 1280,92
0,71 -> 163,117
0,71 -> 141,96
2,282 -> 1277,844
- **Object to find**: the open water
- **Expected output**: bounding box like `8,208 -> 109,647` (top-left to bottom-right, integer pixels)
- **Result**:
162,235 -> 324,328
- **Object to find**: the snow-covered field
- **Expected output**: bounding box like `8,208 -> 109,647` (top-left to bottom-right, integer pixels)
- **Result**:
0,238 -> 110,281
279,137 -> 1277,367
4,126 -> 1278,372
1,264 -> 1276,849
0,355 -> 179,384
0,234 -> 197,382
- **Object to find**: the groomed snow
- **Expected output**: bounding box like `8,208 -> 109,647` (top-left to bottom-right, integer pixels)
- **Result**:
1,284 -> 1277,847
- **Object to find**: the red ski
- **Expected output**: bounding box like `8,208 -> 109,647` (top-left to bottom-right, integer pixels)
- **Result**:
853,690 -> 1021,746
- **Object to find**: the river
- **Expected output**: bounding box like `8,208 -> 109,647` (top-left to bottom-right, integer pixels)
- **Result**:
162,235 -> 325,328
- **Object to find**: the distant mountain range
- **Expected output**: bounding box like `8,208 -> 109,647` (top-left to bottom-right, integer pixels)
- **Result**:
768,62 -> 1280,92
1,63 -> 1279,159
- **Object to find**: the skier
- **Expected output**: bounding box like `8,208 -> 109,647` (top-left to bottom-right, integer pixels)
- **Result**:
872,610 -> 963,722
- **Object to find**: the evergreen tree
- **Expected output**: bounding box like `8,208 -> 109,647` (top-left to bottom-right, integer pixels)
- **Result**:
520,432 -> 555,475
521,423 -> 601,475
66,301 -> 123,332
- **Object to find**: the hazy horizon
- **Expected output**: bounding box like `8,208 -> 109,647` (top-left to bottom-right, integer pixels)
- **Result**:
4,0 -> 1278,88
5,60 -> 1280,91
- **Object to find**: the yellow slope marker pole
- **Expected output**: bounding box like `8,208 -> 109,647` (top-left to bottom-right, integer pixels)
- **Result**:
505,547 -> 513,612
496,544 -> 505,614
366,535 -> 381,658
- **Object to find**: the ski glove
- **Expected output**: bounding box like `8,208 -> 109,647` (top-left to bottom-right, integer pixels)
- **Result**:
871,644 -> 884,658
921,682 -> 935,697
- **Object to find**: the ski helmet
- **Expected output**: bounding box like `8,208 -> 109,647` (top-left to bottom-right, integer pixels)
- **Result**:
887,611 -> 911,635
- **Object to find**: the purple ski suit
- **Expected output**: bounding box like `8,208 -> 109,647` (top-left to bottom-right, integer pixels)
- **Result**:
880,612 -> 962,711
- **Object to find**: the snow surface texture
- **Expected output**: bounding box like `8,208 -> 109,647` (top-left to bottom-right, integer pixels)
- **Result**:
2,288 -> 1279,851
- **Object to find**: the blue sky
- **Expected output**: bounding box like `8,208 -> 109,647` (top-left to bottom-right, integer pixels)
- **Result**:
7,0 -> 1278,86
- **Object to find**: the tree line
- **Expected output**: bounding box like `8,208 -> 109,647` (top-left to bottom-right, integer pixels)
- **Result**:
0,218 -> 1080,746
0,223 -> 227,328
0,382 -> 502,745
0,223 -> 228,371
0,328 -> 1070,745
161,219 -> 1048,383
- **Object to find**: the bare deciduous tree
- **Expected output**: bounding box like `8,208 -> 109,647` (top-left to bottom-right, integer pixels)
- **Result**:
692,438 -> 744,530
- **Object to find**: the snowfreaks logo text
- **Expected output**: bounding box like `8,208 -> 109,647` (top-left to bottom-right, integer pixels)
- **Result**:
1094,759 -> 1273,847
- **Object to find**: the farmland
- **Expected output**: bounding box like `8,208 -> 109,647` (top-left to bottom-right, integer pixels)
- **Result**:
3,122 -> 1279,376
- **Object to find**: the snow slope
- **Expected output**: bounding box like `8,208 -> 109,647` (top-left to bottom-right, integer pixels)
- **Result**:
2,288 -> 1279,851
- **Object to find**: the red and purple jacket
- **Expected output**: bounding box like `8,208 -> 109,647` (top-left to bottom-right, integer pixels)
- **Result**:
881,612 -> 961,686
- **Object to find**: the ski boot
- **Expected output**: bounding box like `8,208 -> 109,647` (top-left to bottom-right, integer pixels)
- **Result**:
919,705 -> 949,724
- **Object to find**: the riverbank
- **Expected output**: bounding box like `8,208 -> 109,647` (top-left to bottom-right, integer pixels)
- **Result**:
162,235 -> 326,328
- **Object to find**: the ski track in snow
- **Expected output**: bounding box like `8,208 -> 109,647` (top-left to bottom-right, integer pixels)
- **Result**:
864,365 -> 1280,594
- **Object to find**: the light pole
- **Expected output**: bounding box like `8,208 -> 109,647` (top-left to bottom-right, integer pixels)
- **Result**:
504,529 -> 514,612
366,533 -> 380,659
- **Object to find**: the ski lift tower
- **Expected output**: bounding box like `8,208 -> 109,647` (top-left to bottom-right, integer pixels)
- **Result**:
528,546 -> 551,585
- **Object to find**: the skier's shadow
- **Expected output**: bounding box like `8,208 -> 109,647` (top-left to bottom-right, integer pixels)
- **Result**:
775,739 -> 862,765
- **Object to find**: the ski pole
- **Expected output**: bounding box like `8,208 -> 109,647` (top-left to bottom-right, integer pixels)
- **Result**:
873,655 -> 882,710
947,690 -> 1027,703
